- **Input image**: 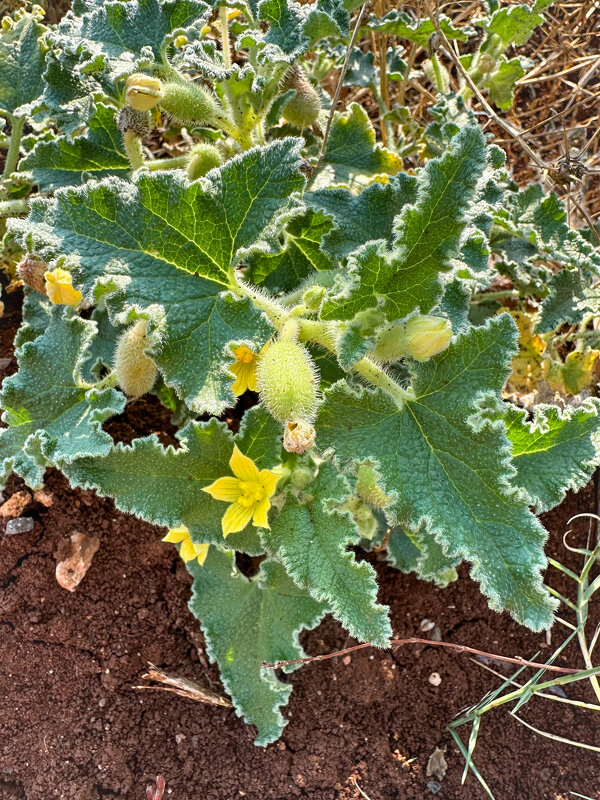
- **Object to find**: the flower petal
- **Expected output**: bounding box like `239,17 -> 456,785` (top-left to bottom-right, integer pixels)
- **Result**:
203,476 -> 242,502
258,469 -> 280,499
252,498 -> 271,529
163,525 -> 189,543
179,537 -> 197,563
229,444 -> 260,482
222,501 -> 254,536
194,542 -> 210,566
231,361 -> 253,396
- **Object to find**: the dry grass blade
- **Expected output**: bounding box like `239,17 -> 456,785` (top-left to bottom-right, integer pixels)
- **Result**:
134,663 -> 233,707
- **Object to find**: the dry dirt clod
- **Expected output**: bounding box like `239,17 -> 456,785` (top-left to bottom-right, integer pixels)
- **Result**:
4,517 -> 34,535
55,531 -> 100,592
426,747 -> 448,782
33,489 -> 54,508
0,490 -> 31,518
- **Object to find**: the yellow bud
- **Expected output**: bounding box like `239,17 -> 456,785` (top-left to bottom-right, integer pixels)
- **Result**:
31,5 -> 46,20
374,316 -> 452,363
114,320 -> 157,398
1,17 -> 13,31
125,74 -> 163,112
44,268 -> 82,307
174,34 -> 188,48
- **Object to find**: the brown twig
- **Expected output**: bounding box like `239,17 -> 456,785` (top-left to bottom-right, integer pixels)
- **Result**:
134,663 -> 232,707
263,638 -> 582,674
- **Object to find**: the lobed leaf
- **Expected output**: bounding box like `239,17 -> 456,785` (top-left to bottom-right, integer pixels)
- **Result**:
0,13 -> 46,116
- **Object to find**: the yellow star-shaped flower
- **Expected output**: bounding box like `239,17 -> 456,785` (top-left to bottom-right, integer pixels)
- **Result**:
203,445 -> 280,537
228,345 -> 264,396
162,525 -> 209,565
44,267 -> 83,307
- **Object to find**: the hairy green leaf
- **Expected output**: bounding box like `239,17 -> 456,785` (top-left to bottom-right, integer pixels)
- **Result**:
262,463 -> 392,645
21,103 -> 129,190
188,549 -> 326,745
386,527 -> 460,587
366,10 -> 470,46
317,315 -> 556,630
0,308 -> 124,489
506,402 -> 600,514
0,13 -> 46,116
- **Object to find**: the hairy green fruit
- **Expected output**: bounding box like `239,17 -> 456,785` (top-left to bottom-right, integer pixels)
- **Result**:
114,320 -> 157,398
256,339 -> 319,424
373,316 -> 452,363
281,64 -> 321,128
187,143 -> 223,180
159,81 -> 221,127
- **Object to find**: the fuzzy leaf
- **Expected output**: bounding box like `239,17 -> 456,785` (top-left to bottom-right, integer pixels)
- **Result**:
321,125 -> 487,321
257,0 -> 348,61
0,13 -> 46,116
0,308 -> 125,490
538,269 -> 586,332
9,141 -> 303,412
317,315 -> 556,631
21,103 -> 129,190
61,406 -> 282,554
262,463 -> 391,645
322,104 -> 402,183
188,549 -> 326,745
386,528 -> 460,587
305,172 -> 417,261
49,0 -> 210,81
505,402 -> 600,513
478,2 -> 551,48
484,56 -> 525,110
338,320 -> 375,370
366,10 -> 470,46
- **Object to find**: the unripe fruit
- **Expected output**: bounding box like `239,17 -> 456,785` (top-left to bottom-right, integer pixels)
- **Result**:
187,143 -> 223,180
256,339 -> 319,424
115,321 -> 157,398
281,64 -> 321,128
159,81 -> 220,127
126,74 -> 163,112
116,106 -> 152,138
373,316 -> 452,363
17,254 -> 47,295
283,419 -> 316,454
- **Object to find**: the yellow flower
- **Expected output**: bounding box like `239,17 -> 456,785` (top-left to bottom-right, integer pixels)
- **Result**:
228,345 -> 264,396
203,445 -> 280,537
44,268 -> 83,307
162,525 -> 210,565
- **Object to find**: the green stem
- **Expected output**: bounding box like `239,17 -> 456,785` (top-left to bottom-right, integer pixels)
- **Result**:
0,198 -> 28,217
576,558 -> 600,704
472,290 -> 520,302
123,130 -> 145,170
80,371 -> 119,391
3,115 -> 25,179
353,357 -> 414,407
429,52 -> 447,94
145,155 -> 190,171
220,5 -> 231,70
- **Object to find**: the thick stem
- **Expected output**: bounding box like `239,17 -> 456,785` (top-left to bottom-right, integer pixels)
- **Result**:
220,5 -> 231,70
3,115 -> 25,178
0,198 -> 28,217
123,130 -> 145,170
353,357 -> 414,408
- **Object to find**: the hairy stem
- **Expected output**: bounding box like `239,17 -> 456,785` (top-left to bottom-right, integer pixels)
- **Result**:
145,155 -> 190,171
0,198 -> 28,217
123,130 -> 145,170
220,5 -> 231,70
3,115 -> 25,179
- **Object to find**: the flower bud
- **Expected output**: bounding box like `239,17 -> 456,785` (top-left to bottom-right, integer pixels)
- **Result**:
281,64 -> 321,129
174,34 -> 188,48
290,465 -> 314,489
17,254 -> 47,295
125,74 -> 163,112
114,320 -> 157,398
256,339 -> 319,424
373,316 -> 452,363
116,106 -> 153,138
283,419 -> 316,454
303,285 -> 326,313
187,143 -> 223,180
342,496 -> 378,540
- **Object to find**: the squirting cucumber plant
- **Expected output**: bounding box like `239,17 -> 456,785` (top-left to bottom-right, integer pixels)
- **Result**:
2,0 -> 600,745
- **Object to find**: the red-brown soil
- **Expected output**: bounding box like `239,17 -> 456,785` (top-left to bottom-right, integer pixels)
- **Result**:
2,287 -> 600,800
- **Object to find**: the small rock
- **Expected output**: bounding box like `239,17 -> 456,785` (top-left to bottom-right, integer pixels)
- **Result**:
0,357 -> 11,369
430,625 -> 442,642
420,618 -> 435,633
342,655 -> 352,665
5,517 -> 34,535
175,733 -> 186,744
55,531 -> 100,592
426,747 -> 448,782
428,672 -> 442,687
426,781 -> 441,794
0,490 -> 31,518
33,489 -> 54,508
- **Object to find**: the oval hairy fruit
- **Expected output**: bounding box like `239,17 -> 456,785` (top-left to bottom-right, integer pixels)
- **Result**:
115,321 -> 157,398
187,143 -> 223,180
257,340 -> 319,424
159,81 -> 220,127
281,65 -> 321,128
